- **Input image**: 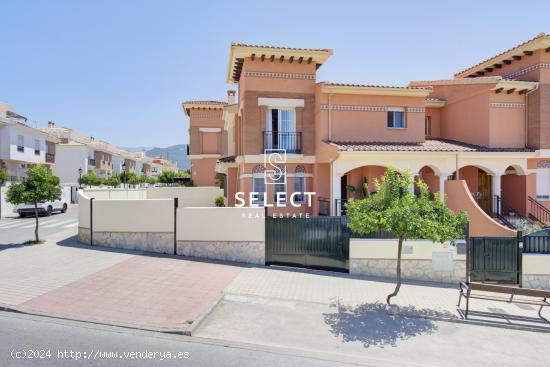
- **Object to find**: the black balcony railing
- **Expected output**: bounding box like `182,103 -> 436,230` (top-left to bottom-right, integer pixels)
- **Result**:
263,131 -> 302,154
88,158 -> 96,166
45,153 -> 55,163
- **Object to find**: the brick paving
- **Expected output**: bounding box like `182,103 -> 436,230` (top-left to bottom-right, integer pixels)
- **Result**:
18,255 -> 243,329
0,237 -> 134,305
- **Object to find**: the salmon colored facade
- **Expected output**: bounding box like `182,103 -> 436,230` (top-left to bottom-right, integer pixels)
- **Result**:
185,34 -> 550,233
182,101 -> 226,186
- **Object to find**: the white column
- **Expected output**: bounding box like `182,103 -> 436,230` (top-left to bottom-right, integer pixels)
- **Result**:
492,174 -> 502,214
332,170 -> 341,216
439,175 -> 446,201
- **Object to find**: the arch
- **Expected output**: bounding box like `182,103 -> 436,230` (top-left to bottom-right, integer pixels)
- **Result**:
504,164 -> 527,176
417,164 -> 442,177
417,165 -> 440,194
252,164 -> 265,176
456,164 -> 496,176
295,164 -> 307,174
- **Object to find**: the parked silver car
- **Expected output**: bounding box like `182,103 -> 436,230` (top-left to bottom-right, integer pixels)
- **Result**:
13,199 -> 68,217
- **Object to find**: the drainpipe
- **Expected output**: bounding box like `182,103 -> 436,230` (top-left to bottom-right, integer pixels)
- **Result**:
328,93 -> 333,141
524,85 -> 539,148
455,153 -> 460,180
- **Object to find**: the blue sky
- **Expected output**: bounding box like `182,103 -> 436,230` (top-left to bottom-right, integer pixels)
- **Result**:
1,0 -> 548,148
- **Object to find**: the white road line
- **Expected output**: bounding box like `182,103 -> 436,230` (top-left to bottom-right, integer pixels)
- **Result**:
62,222 -> 79,228
0,221 -> 28,229
20,219 -> 61,229
42,219 -> 77,228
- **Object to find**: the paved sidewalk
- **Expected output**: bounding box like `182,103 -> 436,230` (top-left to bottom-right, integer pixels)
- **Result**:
0,231 -> 243,331
222,267 -> 550,329
18,255 -> 242,329
194,267 -> 550,366
0,229 -> 134,305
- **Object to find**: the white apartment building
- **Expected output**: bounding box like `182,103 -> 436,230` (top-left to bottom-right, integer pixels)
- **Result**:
0,103 -> 56,180
41,123 -> 178,184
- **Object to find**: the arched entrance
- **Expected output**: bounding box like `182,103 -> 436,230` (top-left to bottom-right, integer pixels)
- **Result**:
452,165 -> 494,214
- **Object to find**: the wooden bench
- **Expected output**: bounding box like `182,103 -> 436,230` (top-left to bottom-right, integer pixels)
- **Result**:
457,281 -> 550,322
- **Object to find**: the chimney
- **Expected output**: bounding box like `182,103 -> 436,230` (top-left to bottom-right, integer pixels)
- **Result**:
227,90 -> 236,105
48,121 -> 55,128
90,136 -> 95,141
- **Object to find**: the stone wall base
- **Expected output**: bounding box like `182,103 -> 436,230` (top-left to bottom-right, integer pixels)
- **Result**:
177,241 -> 265,265
523,275 -> 550,290
350,258 -> 466,284
78,227 -> 173,254
78,227 -> 90,244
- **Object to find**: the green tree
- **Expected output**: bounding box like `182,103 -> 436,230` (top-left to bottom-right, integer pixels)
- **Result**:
146,176 -> 158,185
127,174 -> 139,186
103,174 -> 121,187
0,167 -> 7,220
346,166 -> 468,304
79,171 -> 101,187
6,165 -> 62,243
158,170 -> 178,184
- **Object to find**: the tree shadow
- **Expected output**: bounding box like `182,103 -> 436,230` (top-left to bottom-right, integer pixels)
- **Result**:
0,242 -> 35,251
323,302 -> 440,348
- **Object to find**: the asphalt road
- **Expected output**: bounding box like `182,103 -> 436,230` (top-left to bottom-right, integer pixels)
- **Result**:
0,311 -> 355,367
0,206 -> 78,245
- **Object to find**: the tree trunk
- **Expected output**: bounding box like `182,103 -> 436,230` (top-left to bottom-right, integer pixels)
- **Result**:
386,236 -> 404,304
34,202 -> 40,242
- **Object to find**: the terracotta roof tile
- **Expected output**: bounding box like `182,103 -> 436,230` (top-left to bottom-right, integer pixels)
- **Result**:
328,139 -> 534,153
231,42 -> 332,53
181,100 -> 227,105
455,33 -> 550,77
324,82 -> 429,90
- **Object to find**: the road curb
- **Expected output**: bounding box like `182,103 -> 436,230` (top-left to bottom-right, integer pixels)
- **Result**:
0,303 -> 190,335
185,293 -> 225,336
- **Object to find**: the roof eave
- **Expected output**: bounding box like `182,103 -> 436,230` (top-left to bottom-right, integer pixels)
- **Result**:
321,84 -> 431,97
455,35 -> 550,78
227,44 -> 333,83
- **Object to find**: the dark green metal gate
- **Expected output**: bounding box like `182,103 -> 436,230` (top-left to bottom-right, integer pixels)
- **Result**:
265,216 -> 349,272
469,236 -> 521,284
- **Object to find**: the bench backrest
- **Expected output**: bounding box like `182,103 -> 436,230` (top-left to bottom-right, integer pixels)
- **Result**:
468,282 -> 550,298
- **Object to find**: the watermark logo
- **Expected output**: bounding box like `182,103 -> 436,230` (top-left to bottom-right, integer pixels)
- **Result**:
235,148 -> 316,215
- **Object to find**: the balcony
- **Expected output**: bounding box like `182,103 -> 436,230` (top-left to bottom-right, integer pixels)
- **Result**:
263,131 -> 302,154
45,153 -> 55,163
88,158 -> 96,166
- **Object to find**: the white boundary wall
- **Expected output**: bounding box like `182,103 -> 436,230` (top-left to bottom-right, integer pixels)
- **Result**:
77,191 -> 264,263
83,186 -> 222,207
177,207 -> 264,242
523,253 -> 550,290
350,239 -> 466,284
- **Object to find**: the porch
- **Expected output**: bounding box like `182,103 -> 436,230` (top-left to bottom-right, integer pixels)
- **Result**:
320,142 -> 536,236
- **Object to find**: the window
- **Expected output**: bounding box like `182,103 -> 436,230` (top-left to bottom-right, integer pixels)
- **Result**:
34,139 -> 40,155
17,135 -> 24,152
273,172 -> 287,203
266,108 -> 296,151
536,168 -> 550,199
294,165 -> 307,203
387,108 -> 406,128
252,165 -> 266,205
425,116 -> 432,137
